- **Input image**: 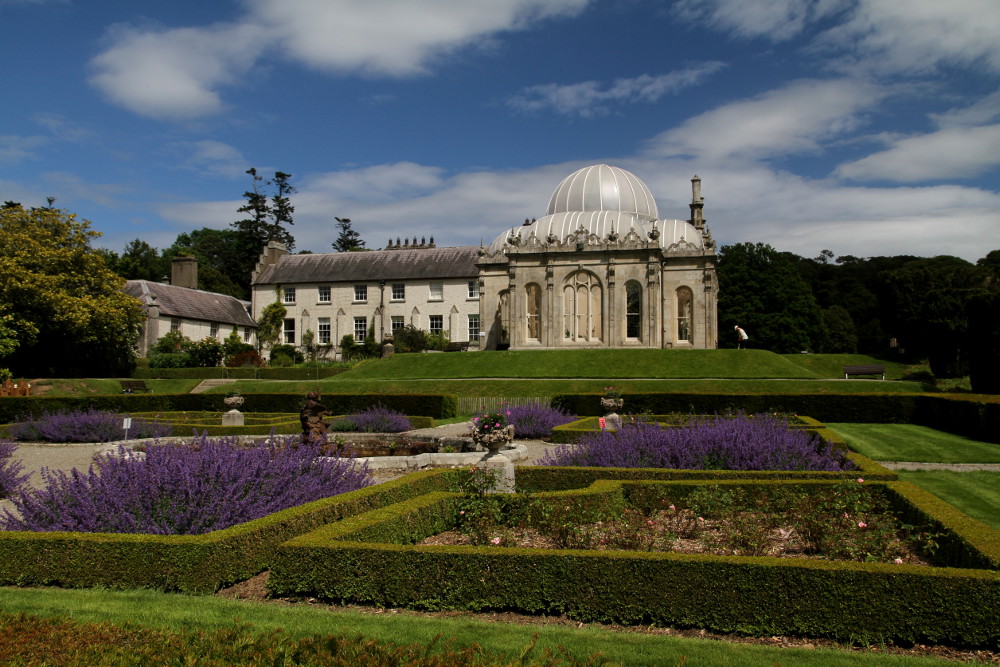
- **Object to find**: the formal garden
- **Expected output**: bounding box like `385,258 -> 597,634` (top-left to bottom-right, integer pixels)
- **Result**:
1,350 -> 998,665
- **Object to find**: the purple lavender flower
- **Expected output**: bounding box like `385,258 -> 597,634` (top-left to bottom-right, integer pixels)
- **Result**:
539,412 -> 855,472
505,402 -> 577,438
9,409 -> 172,443
0,434 -> 372,535
0,440 -> 31,498
346,405 -> 411,433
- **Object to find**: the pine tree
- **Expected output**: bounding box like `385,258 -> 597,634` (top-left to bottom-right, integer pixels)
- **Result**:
332,217 -> 367,252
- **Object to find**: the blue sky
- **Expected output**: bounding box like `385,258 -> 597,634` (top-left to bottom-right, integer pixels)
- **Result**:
2,0 -> 999,262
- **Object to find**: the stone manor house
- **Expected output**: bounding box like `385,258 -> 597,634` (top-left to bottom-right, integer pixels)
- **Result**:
251,164 -> 719,354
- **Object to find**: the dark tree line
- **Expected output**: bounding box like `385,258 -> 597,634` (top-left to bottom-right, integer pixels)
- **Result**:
718,242 -> 1000,387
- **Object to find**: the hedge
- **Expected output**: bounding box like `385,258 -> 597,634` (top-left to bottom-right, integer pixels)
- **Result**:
268,476 -> 1000,648
0,470 -> 448,594
0,393 -> 458,423
132,367 -> 350,380
551,392 -> 1000,442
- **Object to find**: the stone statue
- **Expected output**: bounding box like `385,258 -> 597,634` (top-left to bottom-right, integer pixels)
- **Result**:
300,392 -> 330,444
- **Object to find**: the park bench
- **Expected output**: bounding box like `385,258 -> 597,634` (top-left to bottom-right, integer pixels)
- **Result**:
843,364 -> 885,380
444,341 -> 470,352
120,379 -> 152,393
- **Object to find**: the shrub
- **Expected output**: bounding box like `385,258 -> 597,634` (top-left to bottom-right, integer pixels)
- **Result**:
151,330 -> 193,355
8,409 -> 173,443
270,344 -> 304,366
188,337 -> 224,367
148,352 -> 193,368
346,405 -> 411,433
0,434 -> 372,535
0,440 -> 30,498
506,402 -> 577,438
391,325 -> 429,353
539,413 -> 856,472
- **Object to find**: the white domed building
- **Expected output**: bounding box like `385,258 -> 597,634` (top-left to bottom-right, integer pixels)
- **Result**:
477,164 -> 718,349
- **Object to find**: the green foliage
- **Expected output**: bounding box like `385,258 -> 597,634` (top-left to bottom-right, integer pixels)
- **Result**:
256,292 -> 286,353
152,330 -> 194,355
332,217 -> 366,252
0,205 -> 144,377
821,305 -> 858,353
392,325 -> 430,353
189,337 -> 224,367
269,343 -> 304,366
164,228 -> 247,299
222,329 -> 255,365
107,238 -> 169,282
717,242 -> 827,353
148,352 -> 193,368
966,290 -> 1000,393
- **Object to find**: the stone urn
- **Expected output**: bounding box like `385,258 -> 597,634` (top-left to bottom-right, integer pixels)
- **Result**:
472,424 -> 515,458
222,394 -> 245,426
599,397 -> 623,431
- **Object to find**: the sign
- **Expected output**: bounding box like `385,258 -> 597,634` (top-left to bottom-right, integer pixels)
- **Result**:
598,417 -> 607,430
122,417 -> 132,430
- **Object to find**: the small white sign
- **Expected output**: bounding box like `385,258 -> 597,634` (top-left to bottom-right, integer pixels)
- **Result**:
122,417 -> 132,430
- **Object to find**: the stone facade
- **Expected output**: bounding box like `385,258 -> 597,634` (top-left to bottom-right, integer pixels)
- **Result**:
251,164 -> 718,356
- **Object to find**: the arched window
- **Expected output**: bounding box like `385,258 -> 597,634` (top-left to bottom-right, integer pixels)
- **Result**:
625,281 -> 642,339
676,287 -> 693,342
525,283 -> 541,340
563,271 -> 602,342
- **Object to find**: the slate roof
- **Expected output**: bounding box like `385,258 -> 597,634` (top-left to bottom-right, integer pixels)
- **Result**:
124,280 -> 257,328
254,246 -> 480,285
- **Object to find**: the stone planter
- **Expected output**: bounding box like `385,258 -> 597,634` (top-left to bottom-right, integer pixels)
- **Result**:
224,395 -> 245,410
472,424 -> 515,458
600,397 -> 623,412
600,397 -> 623,431
222,395 -> 245,425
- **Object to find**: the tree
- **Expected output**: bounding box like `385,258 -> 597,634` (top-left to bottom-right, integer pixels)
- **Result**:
716,242 -> 826,353
256,290 -> 286,354
332,217 -> 366,252
0,205 -> 144,376
232,168 -> 297,298
821,305 -> 858,353
164,228 -> 245,299
966,291 -> 1000,393
115,239 -> 170,282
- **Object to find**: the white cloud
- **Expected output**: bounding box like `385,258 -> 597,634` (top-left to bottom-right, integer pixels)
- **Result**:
931,90 -> 1000,129
820,0 -> 1000,75
175,140 -> 252,179
645,78 -> 882,161
89,0 -> 592,119
248,0 -> 590,76
89,22 -> 268,120
0,135 -> 46,164
507,63 -> 726,117
836,125 -> 1000,182
674,0 -> 847,41
41,172 -> 130,208
303,163 -> 447,203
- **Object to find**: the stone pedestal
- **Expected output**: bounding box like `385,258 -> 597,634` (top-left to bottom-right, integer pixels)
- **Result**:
222,410 -> 245,426
476,455 -> 515,493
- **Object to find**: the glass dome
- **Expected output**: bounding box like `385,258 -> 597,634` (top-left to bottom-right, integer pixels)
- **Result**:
546,164 -> 658,220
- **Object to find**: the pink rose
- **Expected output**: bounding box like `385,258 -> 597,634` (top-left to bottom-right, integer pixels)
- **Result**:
491,537 -> 501,545
857,478 -> 864,484
858,521 -> 867,528
668,504 -> 676,511
894,558 -> 903,565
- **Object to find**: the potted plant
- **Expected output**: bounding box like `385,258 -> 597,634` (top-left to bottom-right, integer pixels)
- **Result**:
470,408 -> 515,456
600,386 -> 623,412
223,390 -> 245,410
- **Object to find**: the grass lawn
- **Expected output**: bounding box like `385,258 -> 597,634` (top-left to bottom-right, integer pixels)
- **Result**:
897,471 -> 1000,531
828,423 -> 1000,463
0,587 -> 954,666
29,377 -> 201,396
780,353 -> 910,380
344,349 -> 821,379
211,378 -> 928,398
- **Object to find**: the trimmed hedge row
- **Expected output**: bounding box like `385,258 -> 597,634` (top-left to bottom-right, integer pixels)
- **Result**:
552,392 -> 1000,442
126,413 -> 436,437
132,367 -> 350,380
267,476 -> 1000,648
551,414 -> 831,445
0,470 -> 448,594
0,393 -> 458,423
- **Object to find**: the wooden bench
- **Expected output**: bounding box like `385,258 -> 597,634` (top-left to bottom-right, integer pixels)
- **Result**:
120,380 -> 152,393
444,341 -> 470,352
843,364 -> 885,380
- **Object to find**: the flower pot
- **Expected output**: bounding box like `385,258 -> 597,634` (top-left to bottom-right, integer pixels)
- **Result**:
600,398 -> 623,411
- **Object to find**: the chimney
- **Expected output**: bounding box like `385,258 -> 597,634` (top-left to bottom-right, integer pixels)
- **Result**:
171,256 -> 198,289
689,175 -> 705,231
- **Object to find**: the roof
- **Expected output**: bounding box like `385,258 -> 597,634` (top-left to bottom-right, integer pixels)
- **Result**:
254,246 -> 480,285
547,164 -> 659,220
124,280 -> 257,328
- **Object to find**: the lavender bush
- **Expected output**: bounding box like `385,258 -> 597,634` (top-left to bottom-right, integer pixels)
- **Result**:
0,440 -> 31,498
9,409 -> 173,443
339,405 -> 411,433
0,434 -> 372,535
505,402 -> 577,439
539,412 -> 856,472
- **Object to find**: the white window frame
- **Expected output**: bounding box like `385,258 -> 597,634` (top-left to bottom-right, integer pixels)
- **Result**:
354,284 -> 368,302
318,317 -> 331,344
468,313 -> 480,340
283,318 -> 295,344
283,287 -> 296,304
391,283 -> 405,301
391,316 -> 404,333
428,281 -> 443,301
318,285 -> 331,303
354,317 -> 368,340
210,322 -> 220,338
468,280 -> 480,299
429,314 -> 443,334
170,318 -> 181,331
